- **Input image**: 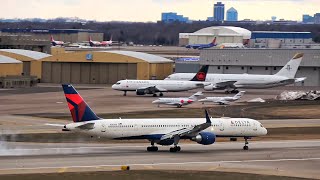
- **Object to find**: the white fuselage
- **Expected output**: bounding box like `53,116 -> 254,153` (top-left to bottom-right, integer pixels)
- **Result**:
200,97 -> 236,103
65,117 -> 267,140
152,98 -> 194,106
112,80 -> 205,92
165,73 -> 292,89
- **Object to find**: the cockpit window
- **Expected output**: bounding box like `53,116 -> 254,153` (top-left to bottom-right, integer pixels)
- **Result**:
116,82 -> 121,85
260,124 -> 263,127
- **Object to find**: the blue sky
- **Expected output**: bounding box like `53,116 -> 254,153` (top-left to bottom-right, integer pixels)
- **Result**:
1,0 -> 319,22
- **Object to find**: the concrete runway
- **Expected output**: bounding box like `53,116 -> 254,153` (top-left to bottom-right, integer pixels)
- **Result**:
0,140 -> 320,179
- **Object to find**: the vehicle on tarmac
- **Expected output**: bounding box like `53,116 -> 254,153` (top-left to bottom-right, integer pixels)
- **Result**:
56,84 -> 267,152
165,53 -> 306,93
112,65 -> 209,97
199,91 -> 245,105
152,91 -> 203,108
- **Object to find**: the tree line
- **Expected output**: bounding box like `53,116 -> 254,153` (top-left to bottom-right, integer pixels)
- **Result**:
0,21 -> 320,45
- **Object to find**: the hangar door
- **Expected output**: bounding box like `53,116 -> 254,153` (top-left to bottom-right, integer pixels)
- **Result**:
41,62 -> 137,84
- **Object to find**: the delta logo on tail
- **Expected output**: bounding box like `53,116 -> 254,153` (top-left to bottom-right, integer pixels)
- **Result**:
62,84 -> 100,122
186,37 -> 217,50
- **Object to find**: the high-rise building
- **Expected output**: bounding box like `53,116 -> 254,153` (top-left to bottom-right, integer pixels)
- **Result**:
161,12 -> 189,23
214,2 -> 225,21
303,14 -> 314,24
314,13 -> 320,24
226,7 -> 238,21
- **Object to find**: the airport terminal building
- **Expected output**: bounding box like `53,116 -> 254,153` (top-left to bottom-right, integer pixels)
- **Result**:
176,49 -> 320,86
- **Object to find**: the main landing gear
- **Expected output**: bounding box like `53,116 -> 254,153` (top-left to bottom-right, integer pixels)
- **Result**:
147,141 -> 158,152
123,91 -> 127,96
170,146 -> 181,152
243,137 -> 249,150
170,135 -> 181,152
152,93 -> 163,97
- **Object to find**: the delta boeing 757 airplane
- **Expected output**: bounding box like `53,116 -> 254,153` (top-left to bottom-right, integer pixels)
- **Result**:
56,84 -> 267,152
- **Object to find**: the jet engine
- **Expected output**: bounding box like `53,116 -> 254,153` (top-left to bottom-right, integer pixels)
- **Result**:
191,132 -> 216,145
136,89 -> 147,95
204,84 -> 215,91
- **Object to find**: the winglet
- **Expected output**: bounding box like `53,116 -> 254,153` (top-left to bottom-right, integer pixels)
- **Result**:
205,109 -> 212,124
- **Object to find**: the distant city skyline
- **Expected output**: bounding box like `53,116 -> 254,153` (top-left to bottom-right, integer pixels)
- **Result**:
0,0 -> 319,22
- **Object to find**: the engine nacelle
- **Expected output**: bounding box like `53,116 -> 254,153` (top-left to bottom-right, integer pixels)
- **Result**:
204,84 -> 215,91
191,132 -> 216,145
156,139 -> 174,146
136,89 -> 146,95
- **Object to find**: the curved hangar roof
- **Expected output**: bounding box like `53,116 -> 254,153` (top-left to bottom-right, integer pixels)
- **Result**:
98,51 -> 173,63
0,49 -> 51,60
193,26 -> 251,39
0,55 -> 22,64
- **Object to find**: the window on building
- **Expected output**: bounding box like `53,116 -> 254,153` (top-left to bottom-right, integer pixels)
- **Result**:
298,67 -> 301,70
249,67 -> 253,70
218,66 -> 220,70
314,67 -> 317,71
265,67 -> 268,70
274,67 -> 277,70
226,66 -> 229,70
241,67 -> 244,70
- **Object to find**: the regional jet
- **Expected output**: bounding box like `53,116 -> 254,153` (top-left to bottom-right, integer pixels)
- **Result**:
112,65 -> 209,97
50,35 -> 64,46
57,84 -> 267,152
152,91 -> 203,108
199,91 -> 245,105
185,37 -> 217,50
165,53 -> 306,93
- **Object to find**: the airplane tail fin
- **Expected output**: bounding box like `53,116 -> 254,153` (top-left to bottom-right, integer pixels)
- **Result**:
211,37 -> 217,46
110,35 -> 113,42
190,65 -> 209,81
62,84 -> 100,122
189,91 -> 203,100
50,35 -> 54,41
234,91 -> 245,100
275,53 -> 303,79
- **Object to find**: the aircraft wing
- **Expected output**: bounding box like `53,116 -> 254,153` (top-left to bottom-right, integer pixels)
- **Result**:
137,86 -> 168,93
160,110 -> 212,141
214,100 -> 230,105
215,81 -> 237,88
295,77 -> 307,83
165,102 -> 182,106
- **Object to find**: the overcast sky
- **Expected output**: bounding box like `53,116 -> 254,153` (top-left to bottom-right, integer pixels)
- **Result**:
1,0 -> 319,22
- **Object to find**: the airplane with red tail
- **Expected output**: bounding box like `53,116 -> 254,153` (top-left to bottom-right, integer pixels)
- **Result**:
50,35 -> 64,46
185,37 -> 217,50
152,91 -> 203,108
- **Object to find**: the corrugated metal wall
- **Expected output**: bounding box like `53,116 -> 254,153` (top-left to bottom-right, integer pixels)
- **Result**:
41,62 -> 137,84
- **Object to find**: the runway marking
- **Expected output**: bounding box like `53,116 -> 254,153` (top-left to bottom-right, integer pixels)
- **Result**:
1,157 -> 320,171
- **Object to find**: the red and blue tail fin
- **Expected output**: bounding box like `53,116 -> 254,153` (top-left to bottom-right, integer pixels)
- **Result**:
62,84 -> 100,122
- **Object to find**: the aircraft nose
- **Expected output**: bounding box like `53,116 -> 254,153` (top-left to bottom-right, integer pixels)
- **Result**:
263,128 -> 268,135
152,100 -> 159,104
111,84 -> 117,89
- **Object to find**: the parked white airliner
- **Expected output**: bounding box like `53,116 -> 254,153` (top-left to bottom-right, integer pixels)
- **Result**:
59,84 -> 267,152
112,65 -> 209,97
152,91 -> 203,108
199,91 -> 245,105
165,53 -> 305,93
